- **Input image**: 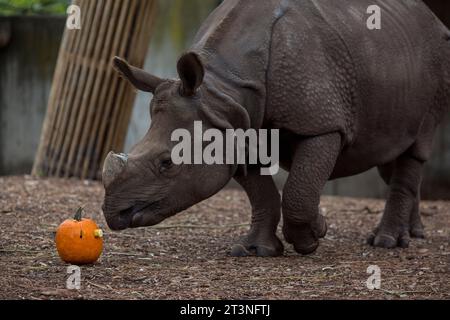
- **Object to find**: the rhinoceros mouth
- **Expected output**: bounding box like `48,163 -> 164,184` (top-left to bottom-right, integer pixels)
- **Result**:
104,200 -> 163,230
127,201 -> 159,216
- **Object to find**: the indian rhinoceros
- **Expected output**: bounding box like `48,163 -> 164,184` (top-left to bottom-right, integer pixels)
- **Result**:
102,0 -> 450,257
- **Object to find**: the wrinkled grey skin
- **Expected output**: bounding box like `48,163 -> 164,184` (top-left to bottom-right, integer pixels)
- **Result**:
102,0 -> 450,257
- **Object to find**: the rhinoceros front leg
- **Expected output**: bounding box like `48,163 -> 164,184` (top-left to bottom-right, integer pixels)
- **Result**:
231,170 -> 284,257
282,133 -> 341,255
368,153 -> 425,248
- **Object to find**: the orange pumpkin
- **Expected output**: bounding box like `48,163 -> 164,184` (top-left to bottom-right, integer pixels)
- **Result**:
55,208 -> 103,265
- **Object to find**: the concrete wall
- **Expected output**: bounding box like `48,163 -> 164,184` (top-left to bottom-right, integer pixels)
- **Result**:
0,16 -> 64,175
125,0 -> 219,150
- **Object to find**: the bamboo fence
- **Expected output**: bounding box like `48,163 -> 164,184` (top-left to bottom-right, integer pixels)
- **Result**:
32,0 -> 156,180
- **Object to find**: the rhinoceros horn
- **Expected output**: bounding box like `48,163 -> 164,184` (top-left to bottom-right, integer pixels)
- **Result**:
102,152 -> 128,189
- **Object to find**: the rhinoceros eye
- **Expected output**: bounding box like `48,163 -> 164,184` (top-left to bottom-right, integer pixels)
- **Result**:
160,159 -> 173,173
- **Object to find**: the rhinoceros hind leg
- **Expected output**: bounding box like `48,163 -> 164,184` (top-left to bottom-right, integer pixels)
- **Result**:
375,161 -> 425,239
409,196 -> 425,239
369,153 -> 425,248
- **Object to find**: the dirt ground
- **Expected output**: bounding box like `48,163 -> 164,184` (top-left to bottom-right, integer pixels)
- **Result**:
0,176 -> 448,300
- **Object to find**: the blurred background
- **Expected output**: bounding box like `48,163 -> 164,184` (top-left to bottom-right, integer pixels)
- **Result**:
0,0 -> 449,199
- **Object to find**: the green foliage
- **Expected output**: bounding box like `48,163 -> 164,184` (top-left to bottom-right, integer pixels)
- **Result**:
0,0 -> 69,16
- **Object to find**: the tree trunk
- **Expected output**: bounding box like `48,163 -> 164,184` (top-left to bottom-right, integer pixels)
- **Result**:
32,0 -> 156,180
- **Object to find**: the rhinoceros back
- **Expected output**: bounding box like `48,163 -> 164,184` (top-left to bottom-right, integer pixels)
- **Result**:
192,0 -> 449,167
264,0 -> 449,175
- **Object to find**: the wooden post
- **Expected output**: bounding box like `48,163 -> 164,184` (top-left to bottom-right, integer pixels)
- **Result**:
32,0 -> 156,180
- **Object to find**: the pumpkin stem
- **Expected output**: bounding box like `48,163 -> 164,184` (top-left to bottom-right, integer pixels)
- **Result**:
74,207 -> 84,222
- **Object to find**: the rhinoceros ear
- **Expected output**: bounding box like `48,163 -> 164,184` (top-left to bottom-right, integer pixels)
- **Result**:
177,52 -> 205,96
112,56 -> 164,94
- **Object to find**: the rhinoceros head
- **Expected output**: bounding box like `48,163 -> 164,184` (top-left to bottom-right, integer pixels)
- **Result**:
102,53 -> 250,230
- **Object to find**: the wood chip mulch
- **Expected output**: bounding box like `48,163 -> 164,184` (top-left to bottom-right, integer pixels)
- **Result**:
0,176 -> 448,300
